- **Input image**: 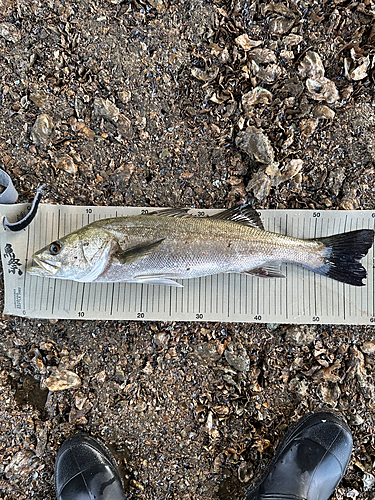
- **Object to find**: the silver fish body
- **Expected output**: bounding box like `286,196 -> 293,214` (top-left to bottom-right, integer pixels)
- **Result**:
27,206 -> 374,286
89,216 -> 322,283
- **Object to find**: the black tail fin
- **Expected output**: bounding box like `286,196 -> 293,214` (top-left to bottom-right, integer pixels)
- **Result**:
306,229 -> 374,286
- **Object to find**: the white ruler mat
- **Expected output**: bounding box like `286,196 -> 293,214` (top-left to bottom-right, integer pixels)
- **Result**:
1,204 -> 375,324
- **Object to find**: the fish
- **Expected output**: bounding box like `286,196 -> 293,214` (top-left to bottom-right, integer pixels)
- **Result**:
26,205 -> 374,287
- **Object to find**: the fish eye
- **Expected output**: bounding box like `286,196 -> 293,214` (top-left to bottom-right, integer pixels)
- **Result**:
49,240 -> 63,255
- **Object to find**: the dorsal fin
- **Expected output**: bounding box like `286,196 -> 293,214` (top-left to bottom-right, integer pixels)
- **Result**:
210,205 -> 264,230
146,208 -> 192,218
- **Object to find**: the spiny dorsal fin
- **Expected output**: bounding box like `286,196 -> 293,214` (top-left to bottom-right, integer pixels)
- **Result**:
210,205 -> 264,230
116,238 -> 165,264
244,262 -> 285,278
146,208 -> 192,218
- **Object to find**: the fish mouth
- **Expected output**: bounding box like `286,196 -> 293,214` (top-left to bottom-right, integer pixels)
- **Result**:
27,255 -> 61,276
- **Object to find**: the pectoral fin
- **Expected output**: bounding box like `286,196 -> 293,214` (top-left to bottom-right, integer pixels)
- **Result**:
116,238 -> 165,264
244,262 -> 285,278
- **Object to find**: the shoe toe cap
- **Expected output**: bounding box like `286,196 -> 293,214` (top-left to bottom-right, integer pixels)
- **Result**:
293,413 -> 353,470
55,434 -> 126,500
58,464 -> 126,500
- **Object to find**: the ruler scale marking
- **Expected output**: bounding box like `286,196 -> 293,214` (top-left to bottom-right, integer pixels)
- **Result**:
373,215 -> 375,318
50,209 -> 61,315
22,223 -> 31,314
109,283 -> 115,316
168,285 -> 172,318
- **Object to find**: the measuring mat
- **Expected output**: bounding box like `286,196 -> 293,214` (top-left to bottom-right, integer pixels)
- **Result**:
1,203 -> 375,324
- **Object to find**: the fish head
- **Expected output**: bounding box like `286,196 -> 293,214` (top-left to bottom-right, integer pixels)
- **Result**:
27,226 -> 117,281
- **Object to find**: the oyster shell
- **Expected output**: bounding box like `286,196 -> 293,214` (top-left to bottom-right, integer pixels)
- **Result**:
298,51 -> 339,103
242,87 -> 272,109
235,34 -> 262,51
344,53 -> 371,81
312,104 -> 335,120
282,34 -> 303,48
56,154 -> 77,175
257,64 -> 281,84
246,163 -> 281,200
248,48 -> 277,65
269,16 -> 294,34
0,22 -> 21,43
235,126 -> 275,164
306,77 -> 339,104
280,50 -> 294,62
298,51 -> 325,80
191,66 -> 219,82
300,118 -> 319,138
93,97 -> 120,123
30,114 -> 53,145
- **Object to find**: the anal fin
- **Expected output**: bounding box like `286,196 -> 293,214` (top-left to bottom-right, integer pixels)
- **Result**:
244,262 -> 285,278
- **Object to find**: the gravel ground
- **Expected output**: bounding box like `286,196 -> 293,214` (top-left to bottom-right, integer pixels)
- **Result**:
1,0 -> 375,498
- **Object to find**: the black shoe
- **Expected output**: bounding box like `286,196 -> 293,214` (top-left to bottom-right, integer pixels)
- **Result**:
245,410 -> 353,500
55,433 -> 127,500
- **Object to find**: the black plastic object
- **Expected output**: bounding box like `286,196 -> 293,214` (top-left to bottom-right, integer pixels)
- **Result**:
245,410 -> 353,500
3,184 -> 45,231
55,433 -> 127,500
